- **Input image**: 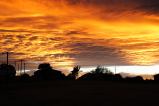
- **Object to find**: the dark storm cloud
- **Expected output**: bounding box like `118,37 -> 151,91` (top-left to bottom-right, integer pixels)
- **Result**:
67,0 -> 159,15
135,0 -> 159,14
54,41 -> 128,66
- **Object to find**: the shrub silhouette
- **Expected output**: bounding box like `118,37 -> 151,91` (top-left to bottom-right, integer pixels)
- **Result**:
33,63 -> 66,80
0,64 -> 16,80
67,66 -> 80,80
78,66 -> 115,81
125,76 -> 143,82
113,74 -> 123,81
19,74 -> 31,81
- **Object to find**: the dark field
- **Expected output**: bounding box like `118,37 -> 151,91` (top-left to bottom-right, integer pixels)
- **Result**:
2,81 -> 159,106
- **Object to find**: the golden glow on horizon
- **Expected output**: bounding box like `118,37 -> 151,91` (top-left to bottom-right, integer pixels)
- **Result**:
0,0 -> 159,73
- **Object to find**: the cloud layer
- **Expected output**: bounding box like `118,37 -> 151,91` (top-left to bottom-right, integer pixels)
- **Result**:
0,0 -> 159,72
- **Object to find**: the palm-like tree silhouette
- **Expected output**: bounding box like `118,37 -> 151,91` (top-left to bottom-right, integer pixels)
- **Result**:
67,66 -> 80,80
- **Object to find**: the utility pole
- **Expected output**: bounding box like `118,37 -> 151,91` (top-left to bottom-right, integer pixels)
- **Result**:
24,62 -> 26,74
14,61 -> 16,71
0,52 -> 2,65
115,66 -> 117,74
20,60 -> 23,74
7,52 -> 9,65
2,52 -> 9,65
17,63 -> 20,75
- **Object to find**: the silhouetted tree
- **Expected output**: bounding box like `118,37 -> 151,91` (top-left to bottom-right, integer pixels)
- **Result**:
0,64 -> 16,80
91,66 -> 113,74
78,66 -> 115,81
33,63 -> 66,80
67,66 -> 80,80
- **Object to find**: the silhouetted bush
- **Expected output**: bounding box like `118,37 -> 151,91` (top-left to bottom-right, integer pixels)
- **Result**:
18,74 -> 31,81
78,66 -> 116,81
33,63 -> 66,80
0,64 -> 16,80
78,73 -> 92,80
113,74 -> 123,81
124,76 -> 143,82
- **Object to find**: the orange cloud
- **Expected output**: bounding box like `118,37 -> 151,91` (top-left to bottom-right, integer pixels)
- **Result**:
0,0 -> 159,72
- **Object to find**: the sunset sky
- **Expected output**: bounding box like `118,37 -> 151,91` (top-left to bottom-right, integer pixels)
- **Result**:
0,0 -> 159,75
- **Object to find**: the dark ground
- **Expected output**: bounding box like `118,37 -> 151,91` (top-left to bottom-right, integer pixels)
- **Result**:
1,81 -> 159,106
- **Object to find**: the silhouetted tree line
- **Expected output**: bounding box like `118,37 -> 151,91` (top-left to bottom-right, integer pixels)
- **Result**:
0,63 -> 159,83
